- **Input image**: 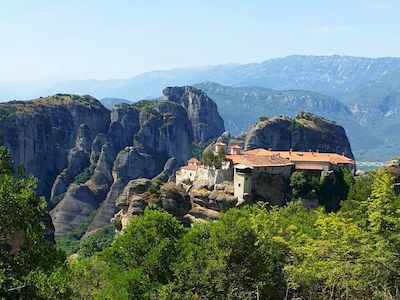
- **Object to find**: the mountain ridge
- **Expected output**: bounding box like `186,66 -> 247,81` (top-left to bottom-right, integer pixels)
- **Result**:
2,54 -> 400,101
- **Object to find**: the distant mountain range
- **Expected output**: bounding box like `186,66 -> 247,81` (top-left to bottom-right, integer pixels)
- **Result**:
100,97 -> 134,109
1,55 -> 400,161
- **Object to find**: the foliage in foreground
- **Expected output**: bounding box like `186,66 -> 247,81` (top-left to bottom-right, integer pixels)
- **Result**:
54,169 -> 400,300
2,139 -> 400,299
0,147 -> 65,299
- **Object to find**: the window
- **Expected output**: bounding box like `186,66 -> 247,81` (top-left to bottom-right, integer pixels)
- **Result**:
238,183 -> 241,187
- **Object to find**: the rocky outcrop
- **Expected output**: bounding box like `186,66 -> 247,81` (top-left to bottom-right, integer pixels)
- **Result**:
181,181 -> 237,222
113,179 -> 191,232
50,141 -> 117,234
47,86 -> 225,236
0,88 -> 226,239
0,95 -> 110,198
134,100 -> 194,166
384,158 -> 400,195
244,111 -> 354,159
163,86 -> 225,143
50,124 -> 93,203
51,98 -> 197,235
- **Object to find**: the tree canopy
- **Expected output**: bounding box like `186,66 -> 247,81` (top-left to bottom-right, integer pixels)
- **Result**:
2,142 -> 400,299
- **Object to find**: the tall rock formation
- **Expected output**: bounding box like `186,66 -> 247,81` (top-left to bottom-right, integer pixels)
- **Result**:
163,86 -> 225,143
0,94 -> 110,198
31,86 -> 223,236
244,112 -> 354,159
50,98 -> 197,235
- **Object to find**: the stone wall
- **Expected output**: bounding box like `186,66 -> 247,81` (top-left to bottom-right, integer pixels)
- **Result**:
195,167 -> 233,185
176,168 -> 197,185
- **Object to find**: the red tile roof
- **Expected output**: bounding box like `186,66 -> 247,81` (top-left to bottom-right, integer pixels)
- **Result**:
188,158 -> 200,164
226,153 -> 293,167
181,165 -> 198,171
242,149 -> 355,166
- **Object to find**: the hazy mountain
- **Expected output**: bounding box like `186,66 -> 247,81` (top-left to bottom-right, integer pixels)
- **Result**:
2,55 -> 399,101
193,81 -> 351,134
193,81 -> 384,161
100,98 -> 134,109
1,54 -> 400,161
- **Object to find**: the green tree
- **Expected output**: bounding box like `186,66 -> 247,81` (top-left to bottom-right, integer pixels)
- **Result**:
276,171 -> 400,299
83,209 -> 187,299
284,212 -> 393,299
366,170 -> 400,248
0,146 -> 66,298
166,207 -> 286,299
78,225 -> 115,258
201,148 -> 227,169
318,168 -> 353,211
201,149 -> 216,168
290,170 -> 318,199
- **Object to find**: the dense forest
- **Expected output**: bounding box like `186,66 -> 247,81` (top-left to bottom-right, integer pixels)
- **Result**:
1,145 -> 400,300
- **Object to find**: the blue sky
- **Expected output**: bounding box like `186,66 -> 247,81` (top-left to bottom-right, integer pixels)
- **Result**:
0,0 -> 399,81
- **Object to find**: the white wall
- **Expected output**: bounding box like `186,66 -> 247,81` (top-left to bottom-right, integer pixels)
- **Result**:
176,169 -> 196,185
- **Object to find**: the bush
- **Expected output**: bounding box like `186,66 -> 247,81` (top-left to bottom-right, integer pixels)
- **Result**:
55,210 -> 98,255
74,164 -> 96,184
78,225 -> 115,258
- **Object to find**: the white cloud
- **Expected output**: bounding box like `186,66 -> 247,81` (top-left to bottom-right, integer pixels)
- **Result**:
307,26 -> 353,33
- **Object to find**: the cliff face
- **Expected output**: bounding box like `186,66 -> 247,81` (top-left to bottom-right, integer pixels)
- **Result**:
0,95 -> 110,198
50,99 -> 197,235
0,87 -> 224,238
163,86 -> 225,143
244,112 -> 354,159
0,86 -> 221,237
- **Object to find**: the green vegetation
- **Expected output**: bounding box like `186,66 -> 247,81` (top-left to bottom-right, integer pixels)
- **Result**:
3,143 -> 400,298
55,210 -> 98,256
288,119 -> 304,132
48,192 -> 65,210
201,148 -> 227,169
73,163 -> 96,184
78,225 -> 115,258
290,168 -> 354,211
0,146 -> 65,298
290,170 -> 319,199
133,99 -> 158,114
27,168 -> 400,299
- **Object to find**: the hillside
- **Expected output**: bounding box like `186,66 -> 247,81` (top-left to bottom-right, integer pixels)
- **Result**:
193,82 -> 385,161
193,81 -> 352,134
